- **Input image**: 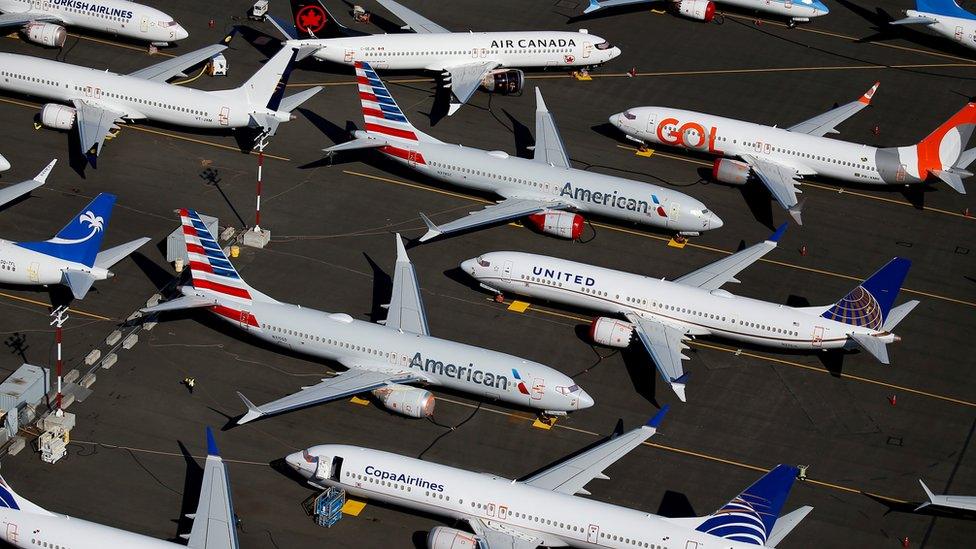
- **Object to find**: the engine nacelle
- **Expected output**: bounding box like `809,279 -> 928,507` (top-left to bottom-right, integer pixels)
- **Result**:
711,158 -> 751,185
372,384 -> 434,418
589,317 -> 634,348
481,69 -> 524,95
675,0 -> 715,22
428,527 -> 479,549
40,104 -> 76,131
526,211 -> 584,240
22,22 -> 67,47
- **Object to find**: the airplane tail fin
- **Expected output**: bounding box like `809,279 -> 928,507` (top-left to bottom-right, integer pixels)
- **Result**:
820,257 -> 912,331
237,46 -> 305,111
0,474 -> 55,516
356,61 -> 439,145
16,193 -> 115,268
915,0 -> 972,18
914,103 -> 976,193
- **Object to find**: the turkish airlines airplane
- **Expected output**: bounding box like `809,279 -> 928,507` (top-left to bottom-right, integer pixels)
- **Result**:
286,409 -> 814,548
461,227 -> 918,402
609,84 -> 976,224
325,62 -> 721,243
0,40 -> 322,165
0,0 -> 187,47
0,161 -> 148,299
270,0 -> 621,115
142,210 -> 592,423
0,428 -> 239,549
892,0 -> 976,51
583,0 -> 828,26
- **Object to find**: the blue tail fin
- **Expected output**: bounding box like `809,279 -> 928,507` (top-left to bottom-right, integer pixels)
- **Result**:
821,257 -> 911,330
16,193 -> 115,267
695,464 -> 799,545
916,0 -> 975,19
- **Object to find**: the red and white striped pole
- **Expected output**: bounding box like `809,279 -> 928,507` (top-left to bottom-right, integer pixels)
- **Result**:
255,148 -> 264,231
50,306 -> 69,416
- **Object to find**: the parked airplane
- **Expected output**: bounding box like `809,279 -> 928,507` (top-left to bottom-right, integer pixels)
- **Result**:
461,228 -> 918,402
609,85 -> 976,224
0,39 -> 322,165
325,62 -> 721,243
0,153 -> 9,172
0,0 -> 187,47
583,0 -> 828,26
142,210 -> 591,423
0,162 -> 148,299
269,0 -> 620,115
892,0 -> 976,51
916,479 -> 976,512
0,428 -> 238,549
286,409 -> 813,548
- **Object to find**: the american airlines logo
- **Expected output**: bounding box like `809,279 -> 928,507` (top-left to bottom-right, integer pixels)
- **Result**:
559,182 -> 656,215
408,352 -> 509,391
532,266 -> 595,286
50,0 -> 133,19
364,465 -> 444,492
490,38 -> 577,49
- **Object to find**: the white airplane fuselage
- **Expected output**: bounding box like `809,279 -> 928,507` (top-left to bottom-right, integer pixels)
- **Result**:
0,508 -> 176,549
721,0 -> 826,20
908,10 -> 976,50
0,238 -> 109,286
0,0 -> 187,44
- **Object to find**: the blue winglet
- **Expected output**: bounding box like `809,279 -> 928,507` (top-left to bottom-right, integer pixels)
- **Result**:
206,426 -> 220,457
584,0 -> 603,14
769,222 -> 788,243
646,404 -> 669,428
672,372 -> 691,385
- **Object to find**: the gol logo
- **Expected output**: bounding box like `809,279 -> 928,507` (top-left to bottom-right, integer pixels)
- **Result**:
656,117 -> 723,154
295,5 -> 327,34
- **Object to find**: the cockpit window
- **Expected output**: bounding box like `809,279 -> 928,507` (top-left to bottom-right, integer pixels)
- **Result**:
595,41 -> 612,50
160,20 -> 179,27
701,209 -> 709,214
556,384 -> 580,395
623,111 -> 637,120
477,258 -> 491,267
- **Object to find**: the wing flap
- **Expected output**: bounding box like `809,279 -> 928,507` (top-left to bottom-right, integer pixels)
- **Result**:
623,312 -> 691,402
383,235 -> 430,336
418,197 -> 572,242
742,154 -> 804,224
532,88 -> 571,169
376,0 -> 449,32
674,224 -> 785,290
71,100 -> 125,160
468,518 -> 546,549
444,61 -> 499,114
128,44 -> 228,82
786,82 -> 878,137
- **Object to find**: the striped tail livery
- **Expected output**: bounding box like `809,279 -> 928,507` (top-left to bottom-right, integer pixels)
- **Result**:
694,464 -> 800,545
357,61 -> 437,149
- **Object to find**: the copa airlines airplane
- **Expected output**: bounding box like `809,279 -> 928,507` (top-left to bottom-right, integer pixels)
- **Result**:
0,0 -> 187,47
286,409 -> 814,548
325,62 -> 721,243
142,210 -> 592,423
892,0 -> 976,51
0,40 -> 321,165
0,161 -> 148,299
270,0 -> 620,115
461,227 -> 918,402
0,428 -> 239,549
609,84 -> 976,224
583,0 -> 828,26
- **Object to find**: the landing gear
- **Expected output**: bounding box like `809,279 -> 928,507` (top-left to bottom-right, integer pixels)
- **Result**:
787,19 -> 797,28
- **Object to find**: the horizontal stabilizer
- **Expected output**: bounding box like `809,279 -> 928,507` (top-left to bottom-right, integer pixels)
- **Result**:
849,333 -> 890,364
141,294 -> 219,314
236,392 -> 264,425
931,169 -> 967,194
0,158 -> 56,209
94,237 -> 150,270
324,136 -> 390,153
890,15 -> 935,25
882,300 -> 919,331
955,147 -> 976,170
62,270 -> 96,300
278,86 -> 323,114
767,506 -> 814,548
418,212 -> 442,243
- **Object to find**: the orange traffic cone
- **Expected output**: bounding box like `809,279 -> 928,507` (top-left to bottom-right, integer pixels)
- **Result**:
493,294 -> 505,303
627,67 -> 637,78
872,125 -> 881,136
799,245 -> 807,256
208,19 -> 216,28
964,207 -> 971,217
902,536 -> 910,548
889,394 -> 897,406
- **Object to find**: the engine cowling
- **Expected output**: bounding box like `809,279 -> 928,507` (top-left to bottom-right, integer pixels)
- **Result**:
22,22 -> 67,47
428,527 -> 479,549
675,0 -> 715,22
711,158 -> 751,185
526,211 -> 584,240
589,317 -> 634,348
40,104 -> 76,130
372,384 -> 434,418
481,69 -> 524,95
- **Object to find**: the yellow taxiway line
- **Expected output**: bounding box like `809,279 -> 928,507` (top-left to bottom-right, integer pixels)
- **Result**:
0,290 -> 112,321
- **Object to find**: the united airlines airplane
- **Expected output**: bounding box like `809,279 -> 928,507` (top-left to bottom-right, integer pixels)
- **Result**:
142,210 -> 592,423
0,40 -> 321,165
0,0 -> 187,47
461,227 -> 918,402
270,0 -> 620,115
325,62 -> 721,243
609,84 -> 976,224
892,0 -> 976,51
286,409 -> 813,548
0,428 -> 239,549
583,0 -> 828,26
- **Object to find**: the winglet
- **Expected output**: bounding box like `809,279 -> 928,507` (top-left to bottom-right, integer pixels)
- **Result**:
534,87 -> 550,114
236,392 -> 264,425
769,222 -> 788,243
859,81 -> 880,105
34,159 -> 57,183
915,479 -> 936,511
395,233 -> 409,261
418,212 -> 442,243
671,372 -> 689,403
206,426 -> 220,457
583,0 -> 603,14
646,404 -> 669,429
788,200 -> 805,225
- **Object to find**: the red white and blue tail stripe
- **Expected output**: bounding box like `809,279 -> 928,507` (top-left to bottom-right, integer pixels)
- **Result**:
357,61 -> 427,144
181,208 -> 253,301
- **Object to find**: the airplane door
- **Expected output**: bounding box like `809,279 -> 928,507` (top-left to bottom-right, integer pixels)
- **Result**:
140,16 -> 149,33
956,26 -> 964,41
812,326 -> 824,348
27,262 -> 39,283
5,523 -> 18,544
486,503 -> 496,517
344,49 -> 355,63
582,42 -> 592,58
669,202 -> 681,220
502,260 -> 513,281
471,47 -> 479,58
531,377 -> 544,400
587,525 -> 600,543
407,149 -> 420,166
686,541 -> 701,549
646,112 -> 657,133
480,48 -> 488,58
498,505 -> 508,519
239,310 -> 251,330
219,106 -> 230,126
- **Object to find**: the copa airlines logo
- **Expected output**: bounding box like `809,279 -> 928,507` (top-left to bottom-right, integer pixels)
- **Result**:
531,266 -> 595,287
490,38 -> 576,49
559,182 -> 665,217
50,0 -> 133,19
49,211 -> 104,245
696,496 -> 769,545
365,465 -> 444,492
408,352 -> 509,391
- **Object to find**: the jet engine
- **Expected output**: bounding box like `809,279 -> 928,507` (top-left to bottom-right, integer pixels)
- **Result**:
480,69 -> 524,95
674,0 -> 716,22
526,211 -> 584,240
40,104 -> 76,130
589,317 -> 634,348
711,158 -> 751,185
427,527 -> 479,549
372,384 -> 435,418
22,22 -> 67,48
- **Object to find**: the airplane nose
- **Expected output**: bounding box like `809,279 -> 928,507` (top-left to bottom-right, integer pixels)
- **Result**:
577,389 -> 595,409
459,258 -> 477,276
175,25 -> 189,40
608,113 -> 622,128
707,211 -> 724,230
610,47 -> 622,60
285,451 -> 305,472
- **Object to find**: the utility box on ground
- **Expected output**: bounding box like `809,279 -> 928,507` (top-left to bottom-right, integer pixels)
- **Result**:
313,487 -> 345,528
166,213 -> 219,264
0,364 -> 49,438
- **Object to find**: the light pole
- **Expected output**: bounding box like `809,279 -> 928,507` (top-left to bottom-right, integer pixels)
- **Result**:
49,306 -> 69,417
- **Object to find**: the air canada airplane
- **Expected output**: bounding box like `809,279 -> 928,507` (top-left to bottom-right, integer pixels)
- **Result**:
325,62 -> 721,243
0,0 -> 187,47
270,0 -> 620,115
462,227 -> 919,402
286,409 -> 814,548
0,428 -> 239,549
892,0 -> 976,51
0,39 -> 322,165
583,0 -> 828,26
142,210 -> 592,423
610,84 -> 976,224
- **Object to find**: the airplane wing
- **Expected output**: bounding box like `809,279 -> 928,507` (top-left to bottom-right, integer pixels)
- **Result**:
236,370 -> 421,424
467,518 -> 545,549
623,312 -> 692,402
786,82 -> 879,137
521,407 -> 668,496
184,428 -> 240,549
740,154 -> 804,225
532,88 -> 571,169
673,223 -> 785,290
71,99 -> 125,160
582,0 -> 652,14
418,197 -> 573,242
381,234 -> 430,336
443,61 -> 501,115
376,0 -> 450,33
128,44 -> 228,82
0,158 -> 56,208
0,11 -> 61,27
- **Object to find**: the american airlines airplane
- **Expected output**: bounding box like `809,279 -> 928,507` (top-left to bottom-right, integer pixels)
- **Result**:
461,227 -> 919,402
270,0 -> 621,115
0,161 -> 148,299
609,84 -> 976,224
583,0 -> 829,26
0,428 -> 239,549
0,40 -> 322,165
325,62 -> 721,243
286,409 -> 814,548
892,0 -> 976,51
0,0 -> 187,47
142,210 -> 592,423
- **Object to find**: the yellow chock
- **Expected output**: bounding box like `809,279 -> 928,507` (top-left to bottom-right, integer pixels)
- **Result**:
651,8 -> 667,14
573,71 -> 592,81
668,237 -> 688,249
532,416 -> 557,430
33,122 -> 42,130
349,396 -> 370,406
635,147 -> 654,158
507,300 -> 530,313
341,498 -> 367,516
230,245 -> 240,258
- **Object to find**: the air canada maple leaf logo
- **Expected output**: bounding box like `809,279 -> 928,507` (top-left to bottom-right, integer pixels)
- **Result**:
295,5 -> 327,34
